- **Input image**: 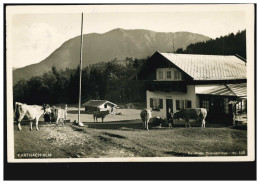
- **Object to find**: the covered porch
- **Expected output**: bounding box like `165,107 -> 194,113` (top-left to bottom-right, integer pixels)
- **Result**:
196,83 -> 247,124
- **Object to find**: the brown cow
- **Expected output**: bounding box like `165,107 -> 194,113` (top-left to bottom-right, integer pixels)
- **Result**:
93,110 -> 110,122
173,108 -> 207,128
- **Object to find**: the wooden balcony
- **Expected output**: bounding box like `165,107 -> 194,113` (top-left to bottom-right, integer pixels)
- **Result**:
145,81 -> 187,93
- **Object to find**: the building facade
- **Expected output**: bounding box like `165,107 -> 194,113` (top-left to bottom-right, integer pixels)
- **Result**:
131,51 -> 247,123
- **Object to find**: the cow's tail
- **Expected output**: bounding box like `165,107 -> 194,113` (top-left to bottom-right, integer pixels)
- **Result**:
141,109 -> 147,122
144,109 -> 147,119
143,109 -> 148,128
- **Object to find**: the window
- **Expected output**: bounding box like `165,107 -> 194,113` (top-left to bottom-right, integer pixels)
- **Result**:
166,71 -> 172,79
174,70 -> 181,80
150,98 -> 163,111
202,100 -> 209,111
180,100 -> 184,110
156,68 -> 182,81
176,100 -> 192,110
157,70 -> 163,80
176,100 -> 184,110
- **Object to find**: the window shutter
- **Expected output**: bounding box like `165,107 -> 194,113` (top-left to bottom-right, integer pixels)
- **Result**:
186,100 -> 191,108
159,99 -> 163,109
150,98 -> 153,108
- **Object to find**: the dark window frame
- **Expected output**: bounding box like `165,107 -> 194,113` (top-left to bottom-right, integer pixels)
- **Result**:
176,100 -> 192,110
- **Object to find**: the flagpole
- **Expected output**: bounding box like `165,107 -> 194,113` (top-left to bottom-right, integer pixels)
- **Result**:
78,12 -> 84,126
173,33 -> 175,53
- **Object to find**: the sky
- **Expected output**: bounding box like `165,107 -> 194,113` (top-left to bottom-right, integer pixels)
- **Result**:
7,5 -> 249,68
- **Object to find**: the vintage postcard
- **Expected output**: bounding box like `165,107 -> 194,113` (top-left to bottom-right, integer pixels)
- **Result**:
6,4 -> 255,163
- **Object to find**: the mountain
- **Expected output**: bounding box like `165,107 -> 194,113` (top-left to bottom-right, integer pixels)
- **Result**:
13,28 -> 210,85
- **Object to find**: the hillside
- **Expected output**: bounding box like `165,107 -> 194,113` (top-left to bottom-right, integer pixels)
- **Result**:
13,28 -> 210,85
176,30 -> 246,59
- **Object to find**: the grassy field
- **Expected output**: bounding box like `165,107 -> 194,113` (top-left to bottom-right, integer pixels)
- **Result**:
66,108 -> 141,122
14,119 -> 247,158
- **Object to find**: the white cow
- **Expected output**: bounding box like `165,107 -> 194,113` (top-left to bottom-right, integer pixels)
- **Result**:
14,102 -> 51,131
140,108 -> 152,130
52,108 -> 67,125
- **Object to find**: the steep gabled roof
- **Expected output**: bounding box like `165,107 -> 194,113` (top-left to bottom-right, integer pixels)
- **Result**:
158,52 -> 247,81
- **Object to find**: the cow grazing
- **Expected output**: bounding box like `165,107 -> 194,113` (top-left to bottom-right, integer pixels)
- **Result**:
93,110 -> 110,122
140,108 -> 152,130
173,108 -> 207,128
14,102 -> 51,131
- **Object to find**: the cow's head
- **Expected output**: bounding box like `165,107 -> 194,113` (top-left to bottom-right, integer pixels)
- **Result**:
43,104 -> 52,114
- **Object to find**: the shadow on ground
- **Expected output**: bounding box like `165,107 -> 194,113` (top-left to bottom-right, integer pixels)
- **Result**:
14,119 -> 235,132
81,121 -> 144,130
68,110 -> 90,114
70,119 -> 233,131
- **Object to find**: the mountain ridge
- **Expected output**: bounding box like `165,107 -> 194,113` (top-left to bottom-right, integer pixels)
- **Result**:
13,28 -> 211,85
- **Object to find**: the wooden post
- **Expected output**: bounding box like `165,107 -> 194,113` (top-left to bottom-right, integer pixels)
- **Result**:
77,13 -> 84,126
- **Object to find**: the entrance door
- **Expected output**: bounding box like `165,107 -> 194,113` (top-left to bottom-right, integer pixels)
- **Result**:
166,99 -> 173,114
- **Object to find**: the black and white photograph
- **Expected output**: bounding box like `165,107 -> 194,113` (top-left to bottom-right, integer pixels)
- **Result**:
5,4 -> 255,166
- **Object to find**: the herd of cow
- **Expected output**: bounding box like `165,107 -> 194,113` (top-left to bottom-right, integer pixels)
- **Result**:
14,101 -> 207,131
14,102 -> 68,131
140,108 -> 207,130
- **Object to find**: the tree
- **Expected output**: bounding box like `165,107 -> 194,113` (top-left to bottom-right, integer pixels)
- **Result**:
13,56 -> 148,105
133,59 -> 139,69
183,30 -> 246,58
176,48 -> 184,53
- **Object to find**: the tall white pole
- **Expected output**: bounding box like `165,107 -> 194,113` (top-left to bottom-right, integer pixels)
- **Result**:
78,13 -> 84,126
173,33 -> 175,53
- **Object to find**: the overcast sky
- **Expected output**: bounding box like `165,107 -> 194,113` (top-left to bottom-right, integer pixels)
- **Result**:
8,5 -> 249,68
